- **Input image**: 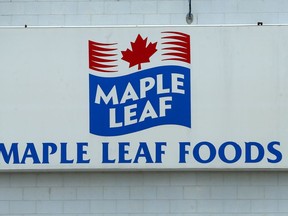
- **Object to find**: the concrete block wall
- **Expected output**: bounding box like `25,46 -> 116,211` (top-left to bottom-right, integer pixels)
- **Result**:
0,0 -> 288,26
1,0 -> 288,215
1,172 -> 288,215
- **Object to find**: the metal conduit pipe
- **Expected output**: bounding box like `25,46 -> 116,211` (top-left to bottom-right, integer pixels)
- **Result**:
186,0 -> 193,24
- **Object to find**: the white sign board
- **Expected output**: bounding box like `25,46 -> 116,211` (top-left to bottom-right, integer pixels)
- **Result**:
0,26 -> 287,171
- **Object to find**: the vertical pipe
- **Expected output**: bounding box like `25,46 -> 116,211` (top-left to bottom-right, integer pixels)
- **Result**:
186,0 -> 193,24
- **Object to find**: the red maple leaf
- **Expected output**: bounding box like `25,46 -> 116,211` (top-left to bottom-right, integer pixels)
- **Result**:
121,34 -> 157,70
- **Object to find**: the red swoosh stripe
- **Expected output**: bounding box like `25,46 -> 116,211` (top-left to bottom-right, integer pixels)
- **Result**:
161,31 -> 191,64
89,40 -> 118,72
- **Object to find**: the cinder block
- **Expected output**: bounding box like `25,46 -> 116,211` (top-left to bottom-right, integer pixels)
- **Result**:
36,201 -> 63,214
211,186 -> 237,199
197,200 -> 224,213
10,0 -> 35,2
3,215 -> 23,216
211,0 -> 238,13
96,214 -> 126,216
0,173 -> 11,187
38,15 -> 65,26
89,173 -> 117,186
156,186 -> 183,199
91,14 -> 117,25
116,200 -> 144,213
279,0 -> 288,12
263,214 -> 288,216
37,173 -> 63,187
237,186 -> 265,199
10,174 -> 37,187
197,13 -> 225,24
77,187 -> 103,200
144,14 -> 170,24
0,2 -> 13,15
184,186 -> 210,199
23,187 -> 50,200
190,0 -> 212,13
78,2 -> 104,15
10,201 -> 36,214
158,0 -> 186,14
261,12 -> 280,22
90,200 -> 117,213
50,187 -> 77,200
117,14 -> 144,25
170,173 -> 197,186
223,172 -> 251,186
170,14 -> 187,25
265,186 -> 280,199
278,200 -> 288,212
64,200 -> 90,214
23,2 -> 51,15
265,186 -> 288,199
223,200 -> 251,213
0,201 -> 9,214
0,15 -> 11,25
143,173 -> 170,186
278,173 -> 288,185
109,173 -> 144,187
40,214 -> 77,216
65,15 -> 91,26
251,200 -> 278,213
238,0 -> 279,13
104,1 -> 131,15
279,13 -> 288,24
37,0 -> 69,1
143,200 -> 170,213
196,172 -> 224,186
130,186 -> 157,199
11,15 -> 38,26
157,214 -> 201,216
0,188 -> 22,200
170,200 -> 197,213
251,173 -> 278,185
225,12 -> 279,24
51,2 -> 78,15
10,2 -> 25,15
104,187 -> 130,200
224,13 -> 252,24
131,1 -> 157,14
63,173 -> 93,187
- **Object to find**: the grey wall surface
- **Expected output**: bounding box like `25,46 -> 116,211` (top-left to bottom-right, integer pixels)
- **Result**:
1,172 -> 288,215
0,0 -> 287,215
0,0 -> 288,26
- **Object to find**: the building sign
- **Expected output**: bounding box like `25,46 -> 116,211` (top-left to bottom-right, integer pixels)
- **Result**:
0,26 -> 287,170
88,31 -> 191,136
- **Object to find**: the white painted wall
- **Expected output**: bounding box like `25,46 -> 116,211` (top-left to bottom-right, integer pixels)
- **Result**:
0,0 -> 287,215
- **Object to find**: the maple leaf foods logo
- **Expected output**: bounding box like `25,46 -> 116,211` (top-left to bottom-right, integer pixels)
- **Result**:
121,35 -> 157,70
88,32 -> 191,136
